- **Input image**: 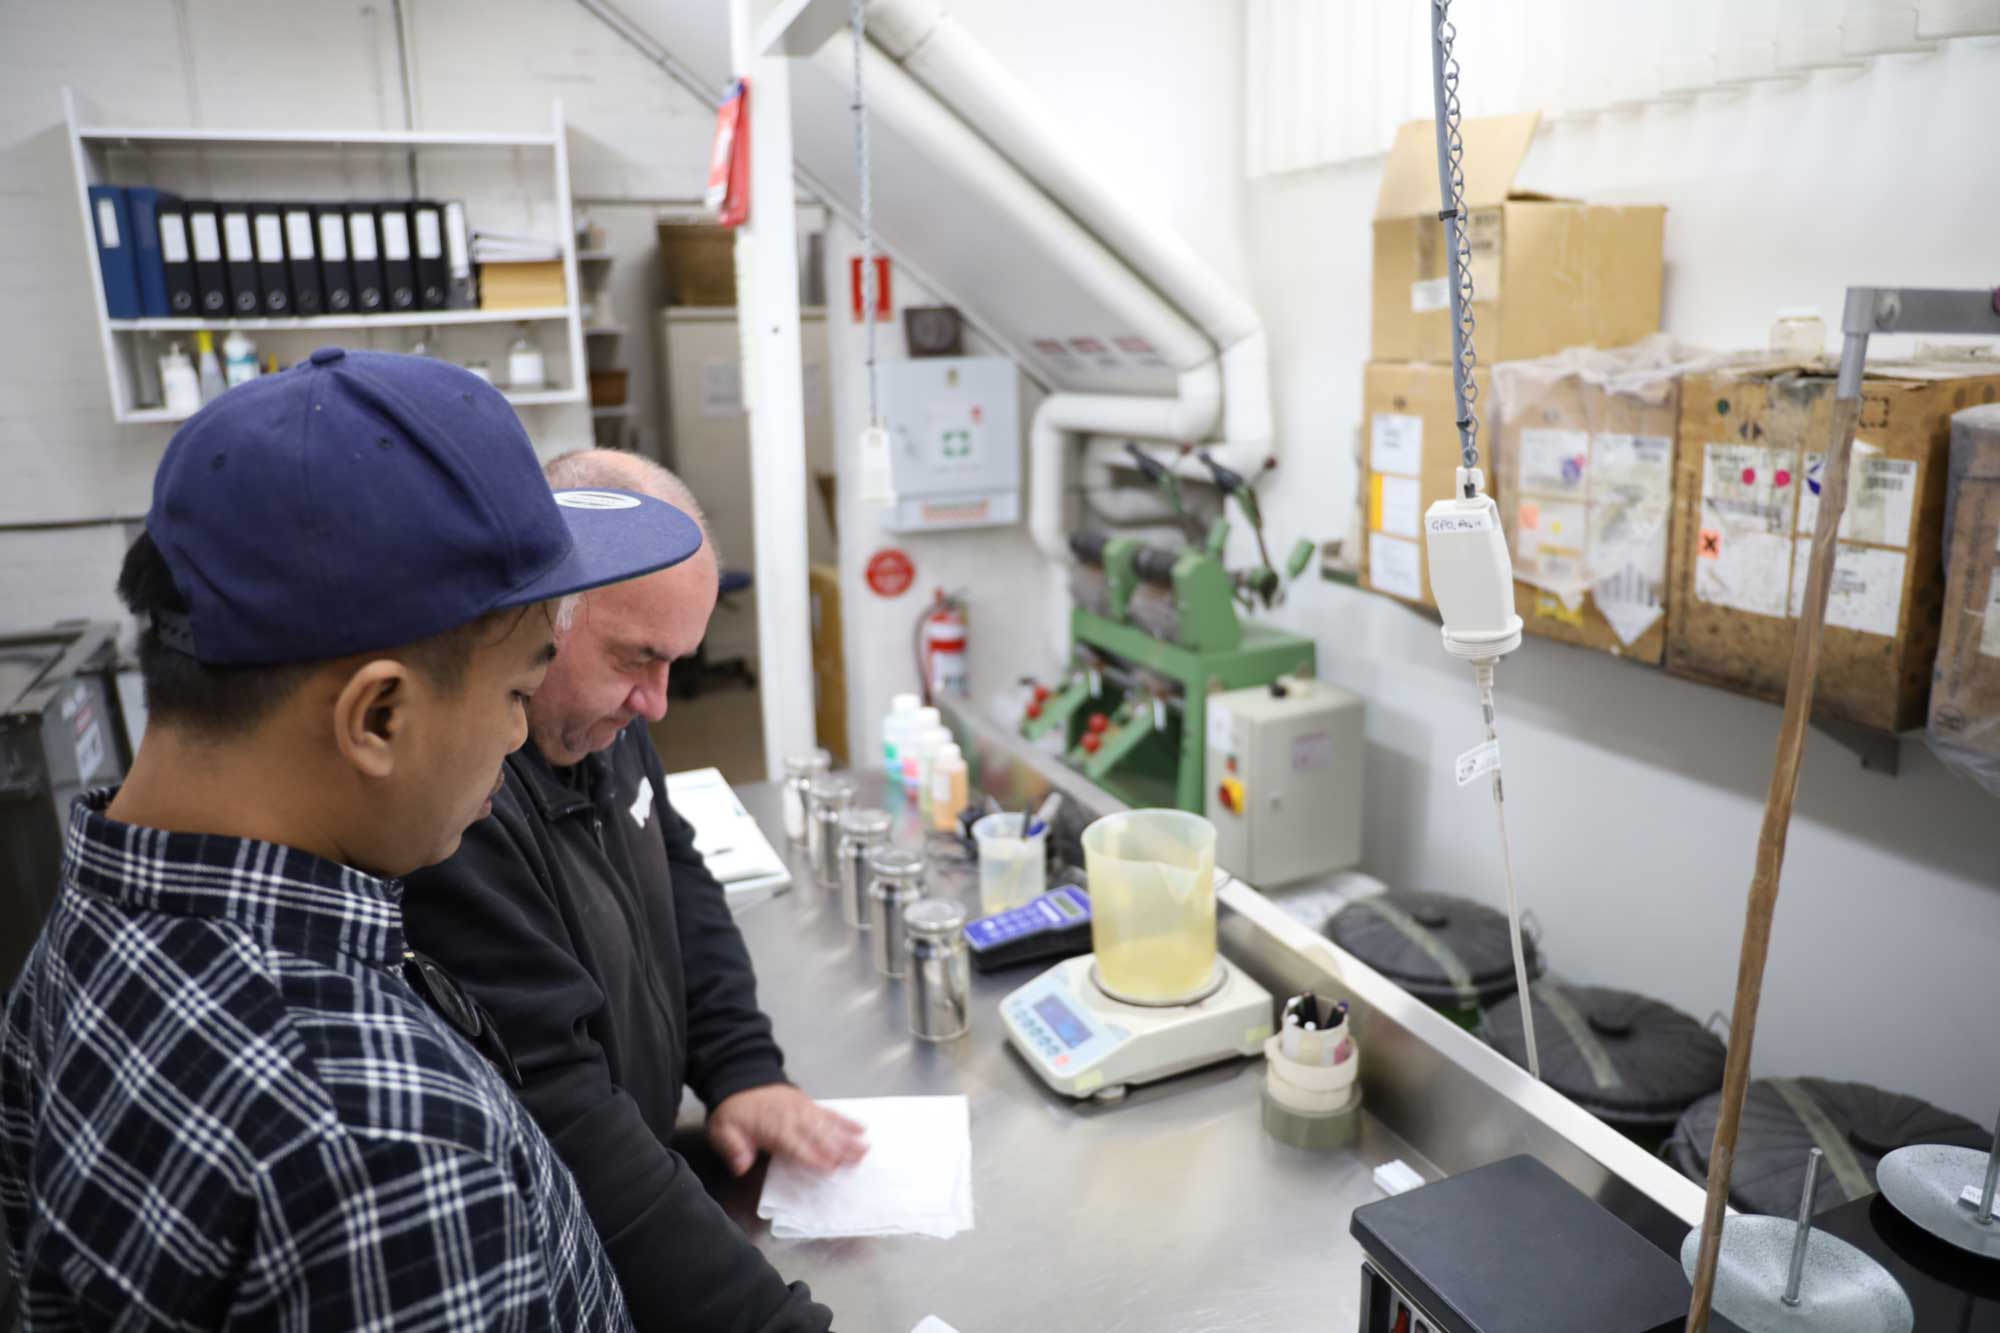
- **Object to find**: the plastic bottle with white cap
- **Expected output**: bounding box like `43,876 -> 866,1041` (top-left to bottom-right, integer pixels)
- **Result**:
899,707 -> 941,792
911,724 -> 953,812
929,742 -> 968,832
881,692 -> 920,784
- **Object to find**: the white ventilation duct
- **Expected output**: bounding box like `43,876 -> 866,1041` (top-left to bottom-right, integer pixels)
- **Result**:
809,0 -> 1272,655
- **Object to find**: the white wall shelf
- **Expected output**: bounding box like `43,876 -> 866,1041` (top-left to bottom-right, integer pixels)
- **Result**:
583,323 -> 626,337
108,307 -> 572,334
63,88 -> 587,425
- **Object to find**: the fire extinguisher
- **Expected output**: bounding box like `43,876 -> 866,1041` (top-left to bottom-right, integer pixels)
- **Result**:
915,589 -> 969,704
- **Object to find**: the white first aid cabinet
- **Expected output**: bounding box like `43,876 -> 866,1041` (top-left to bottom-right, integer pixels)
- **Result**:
877,356 -> 1021,533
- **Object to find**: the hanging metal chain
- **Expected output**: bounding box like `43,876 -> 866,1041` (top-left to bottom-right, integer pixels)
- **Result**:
1429,0 -> 1480,481
851,0 -> 879,426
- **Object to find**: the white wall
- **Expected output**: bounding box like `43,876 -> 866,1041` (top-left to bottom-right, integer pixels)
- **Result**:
824,217 -> 1054,764
881,7 -> 1999,1119
0,0 -> 716,634
1243,42 -> 2000,1121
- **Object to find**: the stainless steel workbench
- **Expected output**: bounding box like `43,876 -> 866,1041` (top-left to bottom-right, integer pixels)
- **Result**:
703,774 -> 1433,1332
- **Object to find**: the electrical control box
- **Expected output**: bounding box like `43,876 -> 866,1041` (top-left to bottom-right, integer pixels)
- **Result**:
877,356 -> 1021,532
1203,677 -> 1363,886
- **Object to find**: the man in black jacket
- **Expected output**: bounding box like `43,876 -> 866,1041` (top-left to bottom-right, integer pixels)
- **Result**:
403,449 -> 865,1332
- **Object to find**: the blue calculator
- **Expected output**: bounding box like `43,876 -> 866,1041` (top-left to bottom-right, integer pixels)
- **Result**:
964,885 -> 1092,972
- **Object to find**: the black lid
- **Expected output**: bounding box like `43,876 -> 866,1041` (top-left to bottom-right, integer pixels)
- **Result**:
1665,1077 -> 1989,1216
1481,984 -> 1725,1127
1325,891 -> 1542,1005
1351,1155 -> 1724,1333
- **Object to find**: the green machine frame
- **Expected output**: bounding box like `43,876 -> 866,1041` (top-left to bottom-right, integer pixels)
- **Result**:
1029,608 -> 1316,813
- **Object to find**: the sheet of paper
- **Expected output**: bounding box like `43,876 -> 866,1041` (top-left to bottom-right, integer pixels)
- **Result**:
758,1096 -> 973,1240
664,766 -> 791,897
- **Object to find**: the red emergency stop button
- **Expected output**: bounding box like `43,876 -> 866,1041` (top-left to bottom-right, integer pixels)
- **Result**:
1025,701 -> 1042,719
1033,684 -> 1051,703
1217,776 -> 1244,814
1081,733 -> 1102,755
1087,712 -> 1109,734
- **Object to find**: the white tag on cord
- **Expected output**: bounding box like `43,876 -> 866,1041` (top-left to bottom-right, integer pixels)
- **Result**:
1455,739 -> 1501,787
858,424 -> 896,505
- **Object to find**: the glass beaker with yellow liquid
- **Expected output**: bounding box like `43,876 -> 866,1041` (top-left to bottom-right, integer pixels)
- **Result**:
1082,809 -> 1218,1005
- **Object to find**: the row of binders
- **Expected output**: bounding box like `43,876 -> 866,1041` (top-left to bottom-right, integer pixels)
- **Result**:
90,187 -> 479,321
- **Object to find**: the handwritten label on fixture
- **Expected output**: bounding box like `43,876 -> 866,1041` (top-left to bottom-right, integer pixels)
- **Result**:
1428,510 -> 1495,534
1455,739 -> 1501,787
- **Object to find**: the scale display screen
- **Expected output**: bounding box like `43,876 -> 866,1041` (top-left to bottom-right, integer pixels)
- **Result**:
1033,995 -> 1092,1048
1051,894 -> 1083,919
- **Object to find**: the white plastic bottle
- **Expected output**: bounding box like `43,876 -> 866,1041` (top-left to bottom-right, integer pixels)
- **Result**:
929,743 -> 968,832
911,724 -> 953,813
160,344 -> 201,417
195,330 -> 227,403
222,331 -> 260,387
882,692 -> 920,781
899,707 -> 941,791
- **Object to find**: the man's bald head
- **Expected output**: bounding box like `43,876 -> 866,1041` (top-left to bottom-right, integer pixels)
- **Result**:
529,451 -> 723,762
544,449 -> 718,563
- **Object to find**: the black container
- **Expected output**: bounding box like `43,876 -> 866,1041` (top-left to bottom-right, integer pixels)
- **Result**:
1,622 -> 133,989
1481,983 -> 1724,1148
1665,1076 -> 1988,1217
1324,890 -> 1542,1027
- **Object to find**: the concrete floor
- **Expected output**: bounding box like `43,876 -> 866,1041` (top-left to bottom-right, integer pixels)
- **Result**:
647,681 -> 767,787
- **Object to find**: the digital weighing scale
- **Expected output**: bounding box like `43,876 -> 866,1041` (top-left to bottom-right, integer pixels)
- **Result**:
1000,954 -> 1273,1100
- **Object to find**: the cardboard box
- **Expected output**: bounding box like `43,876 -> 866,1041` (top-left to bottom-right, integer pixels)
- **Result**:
658,222 -> 737,307
1360,361 -> 1493,610
809,563 -> 850,765
1928,403 -> 2000,780
1666,364 -> 2000,732
1493,342 -> 1706,665
1371,112 -> 1665,366
477,259 -> 567,310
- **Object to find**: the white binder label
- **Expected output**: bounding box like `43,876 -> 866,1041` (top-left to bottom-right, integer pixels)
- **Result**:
349,214 -> 378,261
159,213 -> 189,263
190,212 -> 222,262
285,211 -> 315,257
414,209 -> 442,258
380,211 -> 410,261
253,213 -> 284,261
222,212 -> 253,259
319,213 -> 348,261
95,198 -> 121,248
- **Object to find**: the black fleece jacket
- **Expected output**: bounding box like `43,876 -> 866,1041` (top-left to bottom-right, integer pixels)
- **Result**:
402,722 -> 833,1333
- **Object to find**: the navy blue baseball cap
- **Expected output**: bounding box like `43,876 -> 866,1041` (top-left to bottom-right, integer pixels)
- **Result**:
145,347 -> 703,666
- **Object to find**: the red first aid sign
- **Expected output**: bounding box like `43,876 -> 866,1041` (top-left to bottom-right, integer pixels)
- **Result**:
865,548 -> 915,598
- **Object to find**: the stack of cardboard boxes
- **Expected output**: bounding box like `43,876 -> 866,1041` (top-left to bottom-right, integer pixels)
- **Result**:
1361,111 -> 1667,615
1929,403 -> 2000,784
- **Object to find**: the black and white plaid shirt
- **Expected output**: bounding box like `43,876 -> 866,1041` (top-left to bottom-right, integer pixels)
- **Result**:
0,792 -> 632,1331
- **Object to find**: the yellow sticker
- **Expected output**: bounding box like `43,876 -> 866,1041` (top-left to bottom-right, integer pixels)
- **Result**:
1369,473 -> 1385,532
1536,591 -> 1586,628
1073,1069 -> 1104,1094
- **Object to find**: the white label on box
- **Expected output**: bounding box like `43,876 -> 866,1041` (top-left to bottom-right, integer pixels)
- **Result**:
1515,498 -> 1588,589
1371,413 -> 1423,476
284,210 -> 314,257
1984,534 -> 2000,659
190,212 -> 221,262
1206,702 -> 1235,753
380,211 -> 410,261
1696,444 -> 1795,617
1468,209 -> 1502,298
1586,433 -> 1672,641
319,212 -> 347,261
414,208 -> 442,258
222,212 -> 253,259
1519,428 -> 1590,496
1797,447 -> 1917,549
253,213 -> 283,262
1292,730 -> 1334,773
1593,433 -> 1673,492
1369,533 -> 1423,601
1410,277 -> 1450,313
1378,475 -> 1422,538
700,360 -> 743,417
1593,559 -> 1665,646
1788,538 -> 1906,637
95,198 -> 120,248
158,212 -> 189,264
1455,739 -> 1501,787
348,214 -> 378,261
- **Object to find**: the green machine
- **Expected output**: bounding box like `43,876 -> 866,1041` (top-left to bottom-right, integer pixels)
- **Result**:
1020,447 -> 1316,813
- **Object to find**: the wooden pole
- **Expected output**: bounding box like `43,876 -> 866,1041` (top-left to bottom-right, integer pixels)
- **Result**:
1685,389 -> 1864,1331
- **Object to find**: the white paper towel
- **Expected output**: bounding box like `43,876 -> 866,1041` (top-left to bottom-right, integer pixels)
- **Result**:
757,1096 -> 973,1240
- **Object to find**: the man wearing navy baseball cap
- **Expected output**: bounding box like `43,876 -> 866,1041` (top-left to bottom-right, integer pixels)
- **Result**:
0,349 -> 701,1331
